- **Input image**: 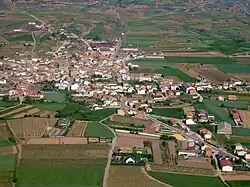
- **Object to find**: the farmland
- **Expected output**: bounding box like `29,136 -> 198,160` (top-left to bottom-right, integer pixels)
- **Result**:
67,121 -> 87,137
164,56 -> 237,64
216,64 -> 250,74
0,124 -> 15,147
0,154 -> 16,172
238,110 -> 250,128
149,171 -> 226,187
0,172 -> 13,186
34,102 -> 66,112
17,144 -> 110,186
108,166 -> 166,187
226,180 -> 250,187
152,108 -> 184,119
85,121 -> 114,138
7,118 -> 57,139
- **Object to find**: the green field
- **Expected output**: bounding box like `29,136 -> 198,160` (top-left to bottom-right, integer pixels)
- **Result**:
82,108 -> 115,121
232,127 -> 250,137
85,121 -> 114,138
8,34 -> 33,42
34,102 -> 66,112
164,56 -> 237,64
206,99 -> 248,110
0,154 -> 16,172
226,180 -> 250,187
216,64 -> 250,74
152,108 -> 184,119
194,100 -> 234,124
0,104 -> 25,115
130,59 -> 171,67
149,171 -> 226,187
44,91 -> 66,102
16,168 -> 103,187
86,24 -> 104,40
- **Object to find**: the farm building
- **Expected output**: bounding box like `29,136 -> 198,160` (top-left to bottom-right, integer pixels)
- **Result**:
58,118 -> 70,128
217,122 -> 232,135
220,159 -> 233,172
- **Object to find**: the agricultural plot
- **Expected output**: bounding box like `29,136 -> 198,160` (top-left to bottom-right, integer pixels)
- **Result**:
207,99 -> 248,110
0,154 -> 16,172
108,166 -> 166,187
110,115 -> 152,126
231,127 -> 250,137
195,100 -> 234,124
0,104 -> 26,116
152,108 -> 184,119
17,144 -> 110,187
67,121 -> 87,137
0,124 -> 15,147
82,108 -> 116,121
7,118 -> 57,139
27,137 -> 88,144
216,64 -> 250,74
14,107 -> 41,118
226,180 -> 250,187
0,105 -> 33,118
164,56 -> 237,64
149,171 -> 226,187
85,121 -> 114,138
44,91 -> 66,102
238,110 -> 250,128
0,172 -> 13,187
34,102 -> 66,112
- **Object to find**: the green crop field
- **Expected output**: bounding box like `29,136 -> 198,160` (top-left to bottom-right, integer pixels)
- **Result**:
194,101 -> 234,124
130,59 -> 171,67
34,102 -> 66,112
0,154 -> 16,172
206,99 -> 248,110
85,121 -> 114,138
16,168 -> 103,187
149,171 -> 226,187
232,127 -> 250,137
8,34 -> 33,42
44,91 -> 66,102
164,56 -> 237,64
82,108 -> 116,121
226,180 -> 250,187
216,64 -> 250,74
0,171 -> 12,184
152,108 -> 184,119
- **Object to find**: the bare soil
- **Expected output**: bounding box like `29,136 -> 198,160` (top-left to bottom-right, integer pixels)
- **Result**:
26,137 -> 88,144
67,121 -> 87,137
14,108 -> 40,118
0,105 -> 33,117
151,140 -> 163,164
0,146 -> 17,156
239,110 -> 250,128
116,132 -> 158,148
222,173 -> 250,180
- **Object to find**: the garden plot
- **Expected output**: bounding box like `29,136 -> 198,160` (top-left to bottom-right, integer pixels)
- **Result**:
67,120 -> 87,137
7,118 -> 57,139
239,110 -> 250,128
110,115 -> 152,126
27,137 -> 87,144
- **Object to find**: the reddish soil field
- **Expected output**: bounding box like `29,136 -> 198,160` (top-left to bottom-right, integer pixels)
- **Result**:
222,173 -> 250,180
67,121 -> 87,137
151,140 -> 163,164
239,110 -> 250,128
116,132 -> 158,148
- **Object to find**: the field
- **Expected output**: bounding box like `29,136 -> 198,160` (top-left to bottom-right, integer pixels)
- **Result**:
34,102 -> 66,112
152,108 -> 184,119
116,132 -> 158,148
14,108 -> 41,118
194,100 -> 234,124
67,120 -> 87,137
238,110 -> 250,128
85,121 -> 114,138
7,118 -> 57,139
82,108 -> 116,121
216,64 -> 250,74
226,180 -> 250,187
110,115 -> 152,126
149,171 -> 226,187
231,127 -> 250,137
164,56 -> 237,64
0,124 -> 15,147
0,172 -> 13,186
44,91 -> 66,102
17,144 -> 110,186
108,166 -> 166,187
0,154 -> 16,172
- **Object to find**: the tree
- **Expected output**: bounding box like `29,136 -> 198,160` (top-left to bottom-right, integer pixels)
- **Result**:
24,96 -> 33,104
2,95 -> 9,101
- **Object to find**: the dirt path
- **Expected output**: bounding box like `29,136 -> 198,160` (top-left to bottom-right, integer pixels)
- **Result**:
16,143 -> 22,167
140,167 -> 173,187
31,32 -> 36,57
101,120 -> 117,187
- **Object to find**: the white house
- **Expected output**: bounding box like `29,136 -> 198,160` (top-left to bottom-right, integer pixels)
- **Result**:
221,160 -> 233,172
125,157 -> 136,164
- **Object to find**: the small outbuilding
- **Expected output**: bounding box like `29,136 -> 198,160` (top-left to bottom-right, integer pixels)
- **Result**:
217,122 -> 232,135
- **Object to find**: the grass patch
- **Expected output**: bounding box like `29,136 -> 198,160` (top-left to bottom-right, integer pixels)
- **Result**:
226,180 -> 250,187
216,64 -> 250,74
164,56 -> 237,64
149,171 -> 226,187
8,34 -> 33,42
34,102 -> 66,112
16,168 -> 103,186
0,100 -> 18,107
82,108 -> 116,121
86,24 -> 104,40
207,99 -> 248,110
44,91 -> 66,103
0,154 -> 16,172
152,108 -> 184,119
85,121 -> 114,138
232,127 -> 250,137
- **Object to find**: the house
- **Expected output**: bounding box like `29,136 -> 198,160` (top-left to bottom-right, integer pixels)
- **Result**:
228,95 -> 237,101
199,128 -> 212,140
217,121 -> 232,135
58,118 -> 70,128
218,96 -> 225,101
117,108 -> 128,116
245,153 -> 250,160
178,149 -> 200,157
204,146 -> 213,158
125,157 -> 136,164
235,143 -> 243,151
185,111 -> 194,119
220,160 -> 233,172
